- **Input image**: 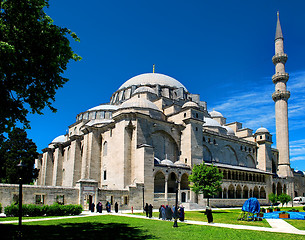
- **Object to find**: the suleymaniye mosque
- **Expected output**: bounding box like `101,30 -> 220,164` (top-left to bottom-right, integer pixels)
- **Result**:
1,13 -> 304,210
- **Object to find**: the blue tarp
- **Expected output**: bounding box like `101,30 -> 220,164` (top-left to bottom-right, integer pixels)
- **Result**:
242,198 -> 260,213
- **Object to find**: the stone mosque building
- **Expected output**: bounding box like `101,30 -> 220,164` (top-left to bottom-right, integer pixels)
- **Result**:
1,13 -> 304,210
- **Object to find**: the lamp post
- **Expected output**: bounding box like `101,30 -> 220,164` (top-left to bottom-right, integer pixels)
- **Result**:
142,185 -> 145,213
173,180 -> 179,228
17,160 -> 25,239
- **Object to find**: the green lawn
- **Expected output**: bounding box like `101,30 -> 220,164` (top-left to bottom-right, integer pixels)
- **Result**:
1,215 -> 305,240
134,209 -> 270,227
285,219 -> 305,230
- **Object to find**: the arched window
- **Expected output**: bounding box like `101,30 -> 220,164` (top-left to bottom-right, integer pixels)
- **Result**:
103,141 -> 108,156
236,185 -> 242,199
253,186 -> 259,198
243,186 -> 249,199
260,187 -> 266,199
223,188 -> 227,199
154,172 -> 165,193
277,182 -> 282,195
168,172 -> 177,193
228,185 -> 235,199
283,184 -> 287,194
180,174 -> 190,190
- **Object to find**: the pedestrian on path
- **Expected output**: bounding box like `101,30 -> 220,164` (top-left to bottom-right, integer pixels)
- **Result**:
115,202 -> 119,213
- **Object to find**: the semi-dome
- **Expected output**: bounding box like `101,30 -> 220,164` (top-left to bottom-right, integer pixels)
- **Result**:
120,97 -> 160,111
87,104 -> 119,112
210,110 -> 223,118
51,135 -> 66,143
255,127 -> 269,134
223,126 -> 235,136
160,159 -> 174,165
203,117 -> 222,127
119,73 -> 187,91
133,86 -> 156,95
182,101 -> 199,108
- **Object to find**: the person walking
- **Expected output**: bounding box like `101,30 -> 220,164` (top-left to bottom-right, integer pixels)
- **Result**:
148,204 -> 153,218
161,205 -> 166,220
115,202 -> 119,213
144,203 -> 149,217
91,202 -> 95,213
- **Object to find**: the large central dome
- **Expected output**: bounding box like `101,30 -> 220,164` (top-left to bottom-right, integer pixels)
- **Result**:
118,73 -> 188,91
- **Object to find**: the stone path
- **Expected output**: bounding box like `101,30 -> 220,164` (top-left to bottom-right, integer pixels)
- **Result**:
1,211 -> 305,235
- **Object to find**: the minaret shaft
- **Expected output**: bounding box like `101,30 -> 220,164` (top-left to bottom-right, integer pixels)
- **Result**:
272,12 -> 292,177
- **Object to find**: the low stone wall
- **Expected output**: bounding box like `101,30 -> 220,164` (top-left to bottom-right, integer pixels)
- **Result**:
0,184 -> 79,212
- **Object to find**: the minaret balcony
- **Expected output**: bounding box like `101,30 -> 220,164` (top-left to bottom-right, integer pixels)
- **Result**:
272,90 -> 290,101
272,53 -> 288,65
272,72 -> 289,84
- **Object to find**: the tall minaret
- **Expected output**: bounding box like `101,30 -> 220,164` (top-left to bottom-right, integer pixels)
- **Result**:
272,12 -> 293,177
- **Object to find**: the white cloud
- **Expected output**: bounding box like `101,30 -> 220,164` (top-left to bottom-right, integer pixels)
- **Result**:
210,71 -> 305,134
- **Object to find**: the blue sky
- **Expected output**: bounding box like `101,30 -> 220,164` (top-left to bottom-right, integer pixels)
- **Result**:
26,0 -> 305,171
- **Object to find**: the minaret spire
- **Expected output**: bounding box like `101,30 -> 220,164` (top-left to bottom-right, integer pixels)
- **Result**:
272,12 -> 292,177
275,11 -> 283,40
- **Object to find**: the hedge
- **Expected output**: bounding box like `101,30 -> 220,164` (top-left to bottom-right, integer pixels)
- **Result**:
4,203 -> 83,217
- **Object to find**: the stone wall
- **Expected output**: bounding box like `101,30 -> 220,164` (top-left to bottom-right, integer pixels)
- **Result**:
0,184 -> 79,212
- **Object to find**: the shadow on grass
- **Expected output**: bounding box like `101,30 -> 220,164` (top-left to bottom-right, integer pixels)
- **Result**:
1,222 -> 157,240
198,211 -> 231,214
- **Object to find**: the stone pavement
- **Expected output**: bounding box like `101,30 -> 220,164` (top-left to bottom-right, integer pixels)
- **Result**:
1,211 -> 305,236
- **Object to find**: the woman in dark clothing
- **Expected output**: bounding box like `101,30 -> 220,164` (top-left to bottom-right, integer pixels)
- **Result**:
115,202 -> 118,213
179,206 -> 184,221
158,205 -> 162,219
91,202 -> 95,213
144,203 -> 149,217
165,205 -> 173,220
205,206 -> 213,223
148,204 -> 153,218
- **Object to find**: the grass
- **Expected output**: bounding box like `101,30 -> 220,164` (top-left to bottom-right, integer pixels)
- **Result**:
1,215 -> 305,240
0,215 -> 69,222
285,219 -> 305,230
134,209 -> 270,227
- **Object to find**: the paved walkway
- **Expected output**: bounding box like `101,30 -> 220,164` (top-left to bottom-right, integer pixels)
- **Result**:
1,211 -> 305,235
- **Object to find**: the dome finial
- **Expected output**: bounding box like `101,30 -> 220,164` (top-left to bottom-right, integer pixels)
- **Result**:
153,64 -> 155,73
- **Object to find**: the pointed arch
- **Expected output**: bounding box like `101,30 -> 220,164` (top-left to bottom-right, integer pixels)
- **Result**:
222,145 -> 238,165
236,185 -> 242,199
150,130 -> 179,162
253,186 -> 259,198
243,186 -> 249,199
168,172 -> 177,193
277,182 -> 282,195
154,171 -> 165,193
246,154 -> 255,168
180,173 -> 190,190
228,184 -> 235,199
260,187 -> 266,199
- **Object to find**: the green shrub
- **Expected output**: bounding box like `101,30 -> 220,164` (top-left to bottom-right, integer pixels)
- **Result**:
0,203 -> 2,213
4,203 -> 82,217
4,204 -> 18,217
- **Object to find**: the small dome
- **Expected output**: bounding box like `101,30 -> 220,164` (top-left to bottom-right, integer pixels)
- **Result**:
133,86 -> 156,95
160,159 -> 174,165
210,110 -> 223,118
120,97 -> 160,111
87,104 -> 118,112
174,161 -> 187,167
203,117 -> 222,127
182,101 -> 199,108
255,127 -> 269,134
223,126 -> 235,136
119,73 -> 187,91
51,135 -> 66,143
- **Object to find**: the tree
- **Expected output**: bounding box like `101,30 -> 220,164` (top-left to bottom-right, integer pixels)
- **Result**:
278,193 -> 291,207
189,163 -> 223,207
0,0 -> 81,134
268,193 -> 278,207
0,128 -> 39,184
